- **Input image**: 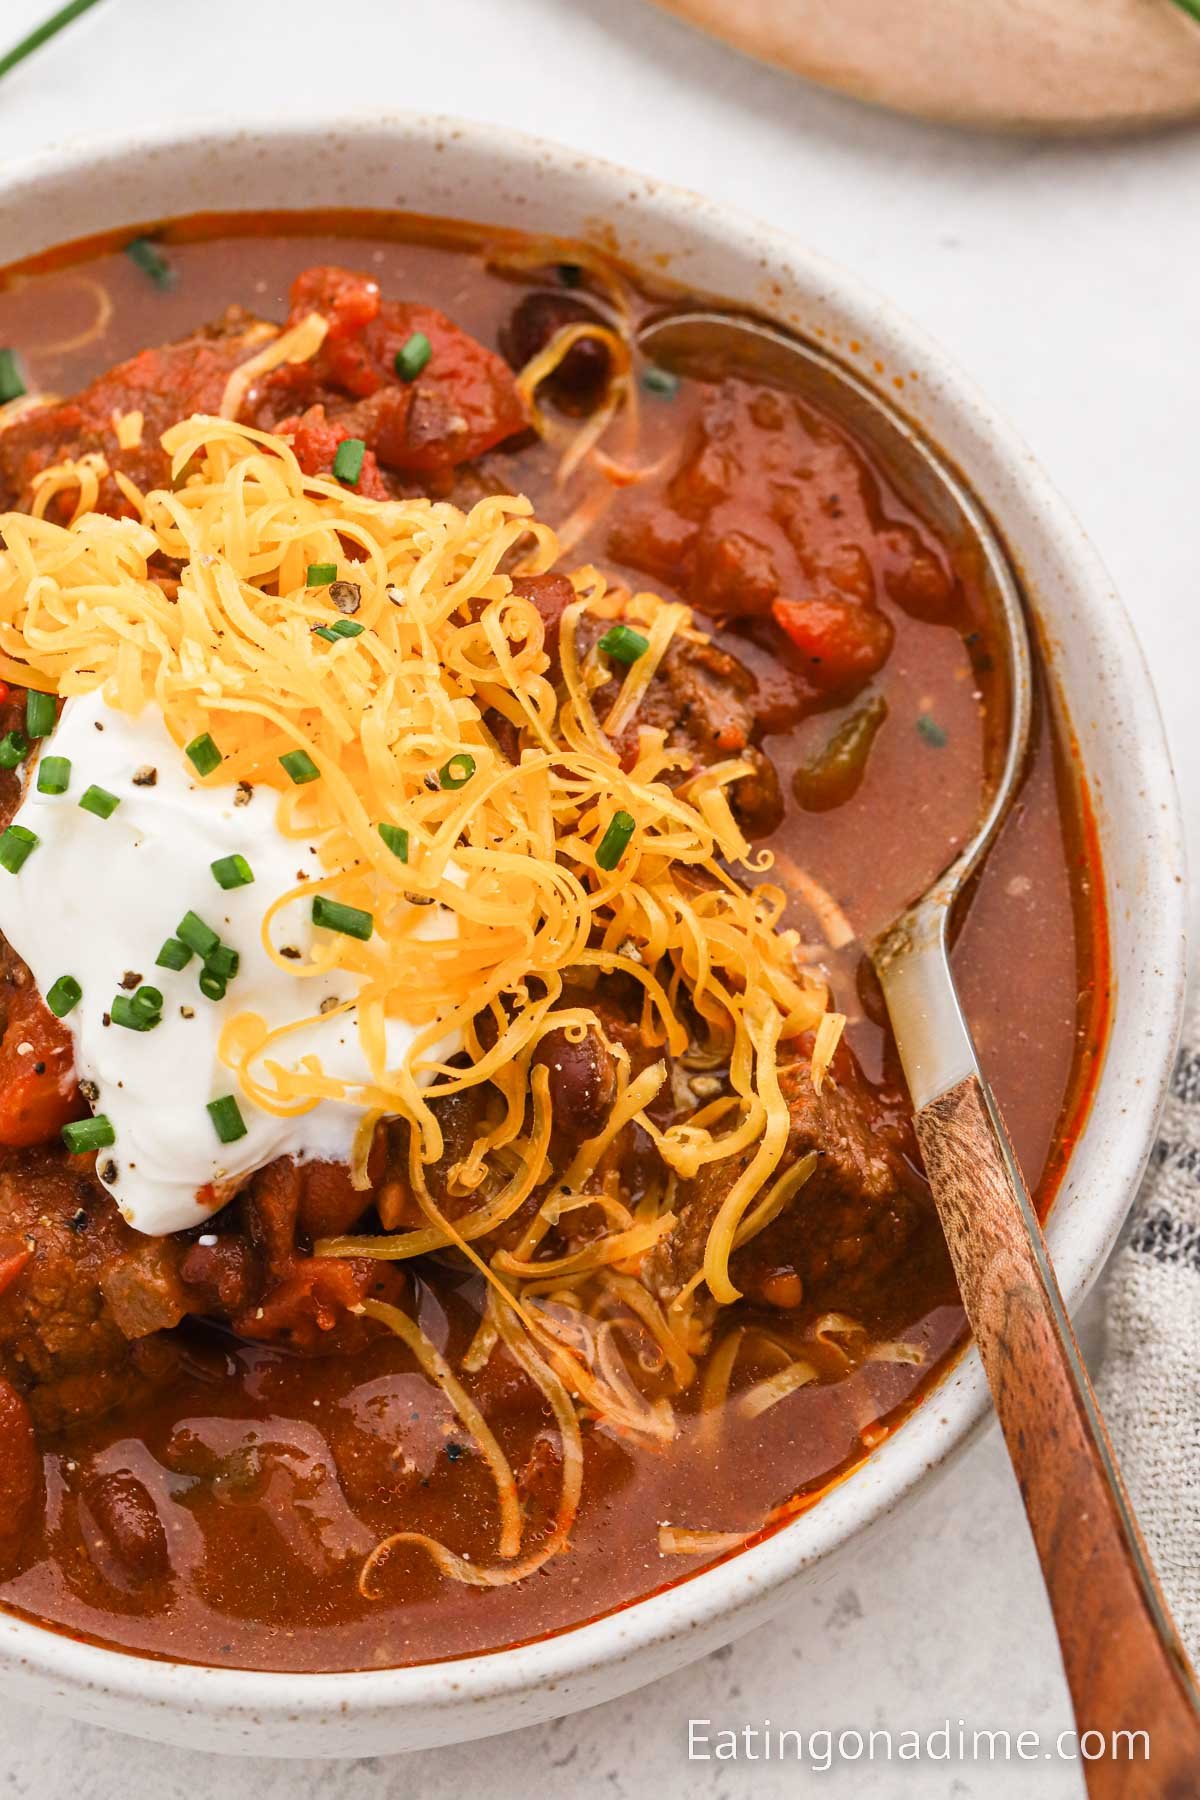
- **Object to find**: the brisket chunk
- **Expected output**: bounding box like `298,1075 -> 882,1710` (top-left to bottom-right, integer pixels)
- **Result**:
0,1154 -> 184,1433
645,1036 -> 926,1313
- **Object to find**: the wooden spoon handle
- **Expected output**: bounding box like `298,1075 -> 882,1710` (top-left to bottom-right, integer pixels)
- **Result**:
917,1073 -> 1200,1797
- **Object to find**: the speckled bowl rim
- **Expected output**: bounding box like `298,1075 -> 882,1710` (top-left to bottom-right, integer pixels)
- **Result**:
0,113 -> 1186,1751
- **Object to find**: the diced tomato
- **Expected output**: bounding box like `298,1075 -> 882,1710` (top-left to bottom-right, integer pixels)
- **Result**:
771,597 -> 893,690
278,405 -> 390,499
251,265 -> 528,480
0,1377 -> 37,1539
232,1254 -> 404,1351
291,266 -> 382,339
0,988 -> 83,1149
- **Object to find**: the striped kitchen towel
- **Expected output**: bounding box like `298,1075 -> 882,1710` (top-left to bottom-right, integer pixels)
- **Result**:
1099,989 -> 1200,1660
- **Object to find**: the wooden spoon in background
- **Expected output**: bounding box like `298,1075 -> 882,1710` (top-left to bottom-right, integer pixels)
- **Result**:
649,0 -> 1200,131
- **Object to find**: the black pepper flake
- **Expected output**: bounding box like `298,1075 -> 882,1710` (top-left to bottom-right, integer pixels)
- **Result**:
329,580 -> 361,616
94,721 -> 104,731
131,766 -> 157,787
66,1207 -> 89,1234
99,1160 -> 118,1184
33,1061 -> 45,1075
119,971 -> 142,990
446,1441 -> 467,1462
101,1012 -> 111,1028
279,946 -> 301,960
234,781 -> 253,807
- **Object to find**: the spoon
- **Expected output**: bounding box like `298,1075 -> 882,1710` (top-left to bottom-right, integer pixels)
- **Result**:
641,311 -> 1200,1796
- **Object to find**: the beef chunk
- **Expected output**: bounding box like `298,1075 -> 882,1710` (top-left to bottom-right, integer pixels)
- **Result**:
594,624 -> 797,837
645,1036 -> 926,1312
0,308 -> 272,516
0,1155 -> 183,1432
0,265 -> 528,519
0,1138 -> 406,1430
246,265 -> 527,485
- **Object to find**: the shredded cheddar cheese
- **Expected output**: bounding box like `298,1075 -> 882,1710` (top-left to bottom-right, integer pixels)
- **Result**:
0,414 -> 827,1316
111,408 -> 144,450
217,311 -> 327,420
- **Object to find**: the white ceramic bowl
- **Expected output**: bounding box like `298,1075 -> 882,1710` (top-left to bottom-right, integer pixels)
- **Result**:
0,115 -> 1186,1757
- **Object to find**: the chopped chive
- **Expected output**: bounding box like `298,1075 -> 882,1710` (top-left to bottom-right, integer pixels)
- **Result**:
45,974 -> 81,1018
280,748 -> 320,785
211,853 -> 254,890
111,993 -> 159,1032
155,936 -> 192,971
36,753 -> 70,794
176,910 -> 220,960
198,968 -> 227,1002
185,732 -> 222,777
207,1094 -> 247,1144
311,895 -> 374,941
79,784 -> 120,819
332,437 -> 366,486
438,752 -> 476,790
306,562 -> 337,586
205,943 -> 239,981
596,809 -> 636,871
599,624 -> 650,666
0,730 -> 29,770
641,365 -> 680,398
62,1114 -> 115,1154
0,824 -> 37,873
557,262 -> 583,289
0,349 -> 25,404
126,236 -> 175,290
916,713 -> 948,749
313,619 -> 365,643
394,331 -> 432,381
131,985 -> 163,1019
377,821 -> 409,862
0,0 -> 104,81
24,690 -> 55,738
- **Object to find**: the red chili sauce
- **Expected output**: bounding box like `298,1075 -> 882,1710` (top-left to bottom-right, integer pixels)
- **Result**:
0,215 -> 1108,1671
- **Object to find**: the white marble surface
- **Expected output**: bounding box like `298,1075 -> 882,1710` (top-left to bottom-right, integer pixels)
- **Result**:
0,0 -> 1197,1793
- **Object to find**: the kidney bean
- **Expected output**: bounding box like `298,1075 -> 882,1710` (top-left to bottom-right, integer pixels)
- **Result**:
533,1023 -> 617,1145
80,1469 -> 169,1586
500,291 -> 611,413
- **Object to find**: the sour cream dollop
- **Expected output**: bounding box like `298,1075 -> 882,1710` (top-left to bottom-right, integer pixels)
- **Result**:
0,691 -> 457,1235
